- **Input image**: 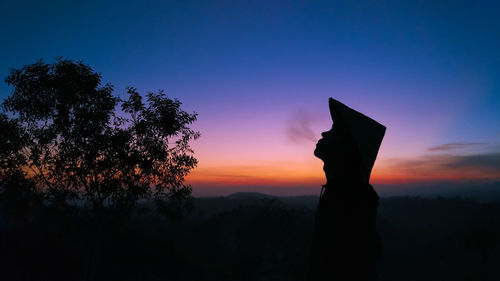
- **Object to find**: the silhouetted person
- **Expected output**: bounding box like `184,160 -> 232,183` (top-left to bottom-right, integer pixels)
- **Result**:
308,98 -> 385,281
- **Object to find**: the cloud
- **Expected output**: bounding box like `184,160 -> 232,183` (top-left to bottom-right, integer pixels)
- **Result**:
286,110 -> 318,144
445,152 -> 500,172
427,142 -> 487,151
389,151 -> 500,180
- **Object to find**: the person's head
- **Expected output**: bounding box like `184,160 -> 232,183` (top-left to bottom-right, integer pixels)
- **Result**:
317,98 -> 386,184
314,124 -> 361,181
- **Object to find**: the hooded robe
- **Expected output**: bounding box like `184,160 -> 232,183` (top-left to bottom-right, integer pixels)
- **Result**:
308,98 -> 385,281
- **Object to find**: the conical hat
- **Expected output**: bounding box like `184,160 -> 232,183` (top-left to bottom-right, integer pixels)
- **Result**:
329,98 -> 386,183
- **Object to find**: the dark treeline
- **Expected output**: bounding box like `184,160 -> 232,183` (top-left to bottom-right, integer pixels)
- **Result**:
1,193 -> 499,281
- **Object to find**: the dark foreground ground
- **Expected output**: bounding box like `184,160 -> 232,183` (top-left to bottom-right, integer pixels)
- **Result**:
1,193 -> 500,281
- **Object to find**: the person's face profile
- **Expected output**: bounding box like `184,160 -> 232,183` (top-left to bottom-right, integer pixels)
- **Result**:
314,125 -> 339,161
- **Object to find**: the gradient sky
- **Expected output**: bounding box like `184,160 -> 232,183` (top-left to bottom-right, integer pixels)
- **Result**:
1,0 -> 499,196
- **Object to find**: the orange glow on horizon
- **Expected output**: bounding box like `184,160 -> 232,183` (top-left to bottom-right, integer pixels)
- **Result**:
186,158 -> 500,188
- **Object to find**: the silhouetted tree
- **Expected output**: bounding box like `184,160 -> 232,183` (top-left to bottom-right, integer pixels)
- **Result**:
0,58 -> 199,216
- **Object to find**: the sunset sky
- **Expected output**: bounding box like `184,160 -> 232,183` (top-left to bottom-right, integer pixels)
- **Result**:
1,1 -> 499,196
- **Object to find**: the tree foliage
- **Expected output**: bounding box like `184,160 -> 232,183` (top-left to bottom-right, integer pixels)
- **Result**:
0,58 -> 199,215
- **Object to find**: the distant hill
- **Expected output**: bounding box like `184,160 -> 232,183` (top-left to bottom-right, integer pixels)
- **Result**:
376,181 -> 500,202
226,192 -> 277,200
193,181 -> 500,202
192,192 -> 315,217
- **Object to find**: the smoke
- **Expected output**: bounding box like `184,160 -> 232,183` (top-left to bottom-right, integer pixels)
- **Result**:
286,110 -> 318,144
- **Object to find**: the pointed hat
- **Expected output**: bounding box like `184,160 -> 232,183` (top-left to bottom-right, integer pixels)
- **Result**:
329,98 -> 386,183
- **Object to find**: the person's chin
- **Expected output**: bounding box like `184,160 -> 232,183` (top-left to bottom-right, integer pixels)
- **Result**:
313,148 -> 322,159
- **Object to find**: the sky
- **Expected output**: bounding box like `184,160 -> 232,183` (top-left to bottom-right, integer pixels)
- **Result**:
0,0 -> 499,196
